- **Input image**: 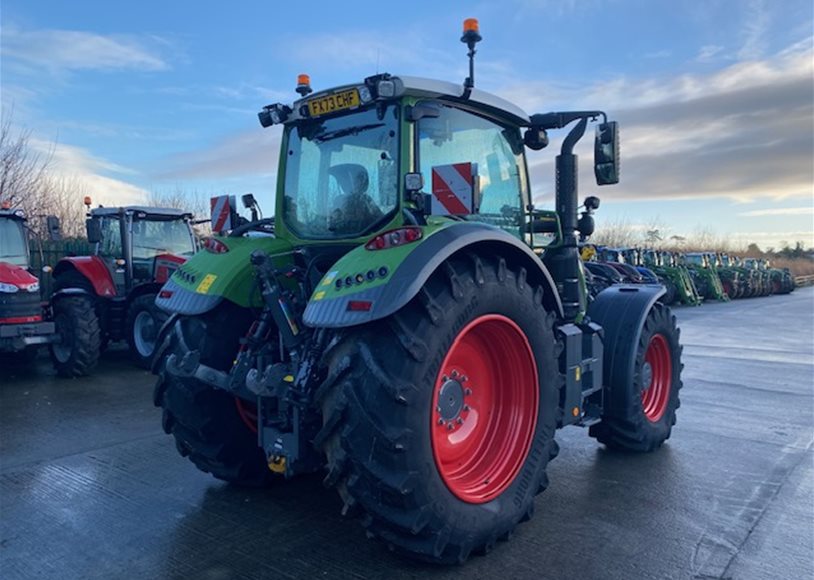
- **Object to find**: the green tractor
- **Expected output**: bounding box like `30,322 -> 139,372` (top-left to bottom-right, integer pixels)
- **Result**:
641,249 -> 702,306
717,252 -> 749,298
152,21 -> 683,564
763,259 -> 795,294
685,252 -> 728,301
724,254 -> 760,297
742,258 -> 772,296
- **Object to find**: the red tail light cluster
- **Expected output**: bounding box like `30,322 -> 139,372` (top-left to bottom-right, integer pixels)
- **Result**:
365,227 -> 423,251
202,237 -> 229,254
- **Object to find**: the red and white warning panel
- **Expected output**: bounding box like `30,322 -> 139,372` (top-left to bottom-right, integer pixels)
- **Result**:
210,195 -> 237,234
431,162 -> 477,215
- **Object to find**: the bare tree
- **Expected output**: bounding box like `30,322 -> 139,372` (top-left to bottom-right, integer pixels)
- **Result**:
0,110 -> 52,213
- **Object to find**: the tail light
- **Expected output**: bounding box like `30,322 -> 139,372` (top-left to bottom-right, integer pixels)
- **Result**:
202,237 -> 229,254
365,227 -> 423,251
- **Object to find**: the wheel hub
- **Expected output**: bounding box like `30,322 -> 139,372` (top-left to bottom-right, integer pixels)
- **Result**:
437,377 -> 465,421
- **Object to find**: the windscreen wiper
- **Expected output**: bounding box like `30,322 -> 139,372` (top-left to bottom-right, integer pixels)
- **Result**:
313,123 -> 385,142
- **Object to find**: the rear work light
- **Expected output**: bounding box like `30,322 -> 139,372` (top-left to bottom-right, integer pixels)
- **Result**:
202,237 -> 229,254
365,227 -> 423,251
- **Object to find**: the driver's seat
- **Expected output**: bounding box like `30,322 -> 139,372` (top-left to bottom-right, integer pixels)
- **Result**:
329,163 -> 369,196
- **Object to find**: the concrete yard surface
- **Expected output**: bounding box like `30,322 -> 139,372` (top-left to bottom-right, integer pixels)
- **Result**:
1,288 -> 813,579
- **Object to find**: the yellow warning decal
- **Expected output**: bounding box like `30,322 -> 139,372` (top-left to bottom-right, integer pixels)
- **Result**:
322,271 -> 339,286
196,274 -> 218,294
575,366 -> 581,381
314,290 -> 326,301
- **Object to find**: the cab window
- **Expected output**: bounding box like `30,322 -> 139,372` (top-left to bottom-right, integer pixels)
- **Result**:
417,104 -> 528,235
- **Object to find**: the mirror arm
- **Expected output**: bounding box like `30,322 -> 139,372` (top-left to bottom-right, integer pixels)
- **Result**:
561,117 -> 588,155
529,110 -> 606,130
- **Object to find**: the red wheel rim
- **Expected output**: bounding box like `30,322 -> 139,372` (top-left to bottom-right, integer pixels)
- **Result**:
234,398 -> 258,433
641,334 -> 672,422
431,314 -> 539,504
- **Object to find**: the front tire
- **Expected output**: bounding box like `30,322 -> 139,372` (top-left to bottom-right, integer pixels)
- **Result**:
50,296 -> 101,377
126,294 -> 167,368
589,303 -> 682,452
317,254 -> 560,563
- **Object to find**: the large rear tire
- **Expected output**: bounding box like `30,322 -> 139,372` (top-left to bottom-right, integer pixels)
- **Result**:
589,303 -> 682,452
126,294 -> 167,369
317,253 -> 560,563
153,305 -> 274,486
50,296 -> 101,377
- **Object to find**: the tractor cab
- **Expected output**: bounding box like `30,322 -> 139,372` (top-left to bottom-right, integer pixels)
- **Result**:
85,206 -> 197,293
685,252 -> 709,268
0,207 -> 56,355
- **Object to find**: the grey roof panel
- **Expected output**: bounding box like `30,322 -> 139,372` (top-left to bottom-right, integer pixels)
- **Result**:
90,206 -> 193,218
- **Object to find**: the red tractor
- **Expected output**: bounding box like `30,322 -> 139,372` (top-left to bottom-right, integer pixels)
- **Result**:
0,206 -> 56,360
49,203 -> 198,376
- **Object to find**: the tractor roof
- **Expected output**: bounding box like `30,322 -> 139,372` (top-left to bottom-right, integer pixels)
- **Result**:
90,206 -> 193,219
291,75 -> 531,127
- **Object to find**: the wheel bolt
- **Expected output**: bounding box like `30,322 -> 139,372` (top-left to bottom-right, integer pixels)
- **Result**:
464,388 -> 472,396
447,423 -> 454,431
437,418 -> 445,425
456,417 -> 463,425
461,375 -> 468,382
451,370 -> 459,378
463,405 -> 470,412
436,405 -> 442,412
442,375 -> 449,382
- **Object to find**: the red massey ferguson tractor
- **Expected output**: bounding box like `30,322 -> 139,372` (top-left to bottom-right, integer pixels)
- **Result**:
49,204 -> 197,376
0,207 -> 56,360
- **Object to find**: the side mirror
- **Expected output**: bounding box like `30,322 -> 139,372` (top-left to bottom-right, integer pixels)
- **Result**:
46,215 -> 62,241
523,127 -> 549,150
241,193 -> 259,221
583,195 -> 601,211
86,218 -> 102,244
594,121 -> 620,185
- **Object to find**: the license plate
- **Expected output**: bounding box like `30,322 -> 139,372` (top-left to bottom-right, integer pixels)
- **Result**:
307,89 -> 360,117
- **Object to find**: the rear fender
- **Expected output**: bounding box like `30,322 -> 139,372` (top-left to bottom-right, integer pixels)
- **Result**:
587,284 -> 665,390
303,222 -> 563,328
53,256 -> 115,297
155,236 -> 293,316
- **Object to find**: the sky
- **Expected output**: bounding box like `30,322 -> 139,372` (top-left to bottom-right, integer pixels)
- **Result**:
1,0 -> 812,249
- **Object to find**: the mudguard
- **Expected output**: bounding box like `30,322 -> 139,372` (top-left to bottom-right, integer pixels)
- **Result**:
587,284 -> 665,390
303,221 -> 563,328
53,256 -> 116,297
155,236 -> 293,316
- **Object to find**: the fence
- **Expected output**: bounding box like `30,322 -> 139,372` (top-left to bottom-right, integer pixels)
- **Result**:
795,275 -> 814,287
29,238 -> 94,298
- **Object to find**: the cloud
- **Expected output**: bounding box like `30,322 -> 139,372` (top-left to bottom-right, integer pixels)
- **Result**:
31,139 -> 150,206
697,45 -> 724,62
738,207 -> 814,217
522,39 -> 814,204
2,26 -> 169,74
738,0 -> 771,60
157,128 -> 283,181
